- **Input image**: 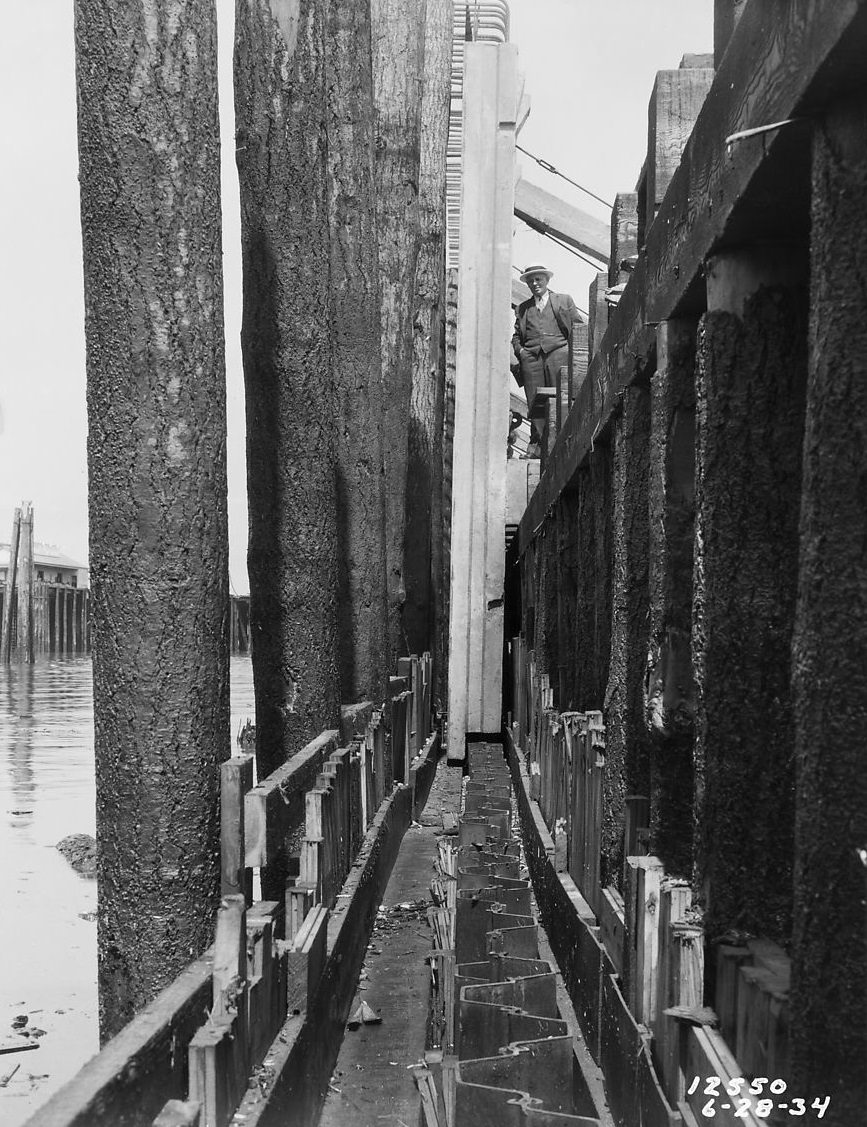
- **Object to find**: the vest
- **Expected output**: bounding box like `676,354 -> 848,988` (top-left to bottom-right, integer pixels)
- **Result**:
524,301 -> 567,354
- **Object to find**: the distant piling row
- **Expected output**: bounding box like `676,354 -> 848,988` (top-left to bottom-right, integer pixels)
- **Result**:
0,502 -> 87,661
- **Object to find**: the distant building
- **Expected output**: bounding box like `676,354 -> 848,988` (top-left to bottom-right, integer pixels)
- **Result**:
0,542 -> 89,589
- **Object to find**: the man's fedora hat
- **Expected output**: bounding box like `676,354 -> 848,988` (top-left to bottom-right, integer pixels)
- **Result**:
520,263 -> 554,282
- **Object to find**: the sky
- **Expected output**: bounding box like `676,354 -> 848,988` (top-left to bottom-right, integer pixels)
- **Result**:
0,0 -> 713,595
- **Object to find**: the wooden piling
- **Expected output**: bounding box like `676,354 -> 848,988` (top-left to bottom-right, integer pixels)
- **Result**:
647,319 -> 696,878
789,88 -> 867,1124
18,503 -> 34,662
235,0 -> 342,804
1,507 -> 21,662
605,385 -> 651,887
75,0 -> 230,1037
371,0 -> 427,658
325,0 -> 390,705
404,0 -> 453,663
695,245 -> 807,942
58,587 -> 66,654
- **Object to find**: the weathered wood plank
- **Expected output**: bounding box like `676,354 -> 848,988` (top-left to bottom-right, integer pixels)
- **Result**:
285,904 -> 328,1014
628,855 -> 664,1025
646,68 -> 714,235
152,1101 -> 200,1127
340,701 -> 375,746
609,192 -> 639,287
188,1013 -> 247,1127
600,972 -> 647,1127
514,176 -> 609,264
244,730 -> 339,868
212,896 -> 246,1020
245,901 -> 284,1067
684,1026 -> 765,1127
598,887 -> 625,976
588,271 -> 609,360
220,755 -> 254,901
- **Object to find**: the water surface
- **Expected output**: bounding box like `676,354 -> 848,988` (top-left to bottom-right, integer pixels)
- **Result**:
0,655 -> 255,1124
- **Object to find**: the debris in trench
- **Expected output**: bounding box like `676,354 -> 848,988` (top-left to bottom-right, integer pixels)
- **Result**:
0,1042 -> 40,1056
347,1000 -> 382,1029
0,1063 -> 21,1088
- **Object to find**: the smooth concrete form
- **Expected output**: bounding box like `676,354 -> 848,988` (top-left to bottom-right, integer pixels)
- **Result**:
319,761 -> 463,1127
447,41 -> 518,757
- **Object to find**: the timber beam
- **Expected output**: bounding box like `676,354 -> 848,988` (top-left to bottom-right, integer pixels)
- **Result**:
519,0 -> 867,553
514,177 -> 610,264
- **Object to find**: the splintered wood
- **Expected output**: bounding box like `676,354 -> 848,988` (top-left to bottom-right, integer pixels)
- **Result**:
429,836 -> 458,1052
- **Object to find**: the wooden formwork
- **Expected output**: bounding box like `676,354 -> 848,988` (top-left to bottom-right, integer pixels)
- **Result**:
505,721 -> 780,1127
28,652 -> 439,1127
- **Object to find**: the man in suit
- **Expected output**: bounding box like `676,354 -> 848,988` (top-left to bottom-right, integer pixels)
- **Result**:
511,264 -> 583,442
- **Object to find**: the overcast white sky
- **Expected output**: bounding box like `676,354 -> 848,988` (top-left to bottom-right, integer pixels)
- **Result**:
0,0 -> 712,594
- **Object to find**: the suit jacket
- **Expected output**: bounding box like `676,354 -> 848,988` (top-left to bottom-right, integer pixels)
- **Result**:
512,291 -> 582,357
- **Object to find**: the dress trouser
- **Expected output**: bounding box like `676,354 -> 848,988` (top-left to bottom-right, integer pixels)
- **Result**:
519,344 -> 569,440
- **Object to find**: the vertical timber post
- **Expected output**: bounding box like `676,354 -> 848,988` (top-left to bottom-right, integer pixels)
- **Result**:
447,41 -> 518,758
647,320 -> 697,879
646,67 -> 713,236
58,589 -> 64,655
74,0 -> 230,1039
371,0 -> 426,661
588,271 -> 609,362
16,504 -> 34,664
1,507 -> 21,662
325,0 -> 390,707
694,244 -> 807,941
609,192 -> 639,287
404,0 -> 453,665
790,91 -> 867,1127
235,0 -> 342,803
604,387 -> 650,886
